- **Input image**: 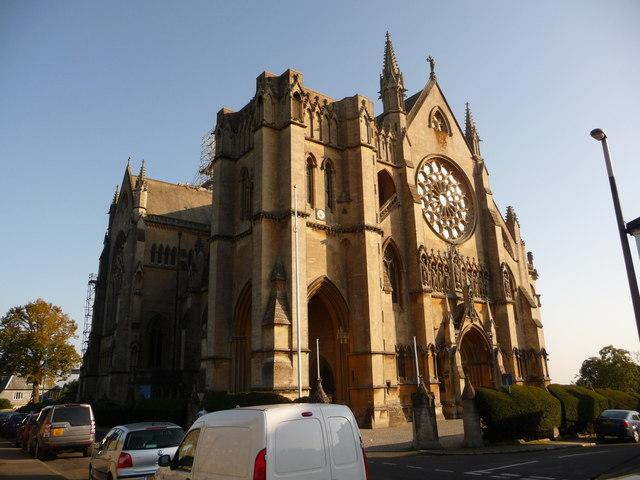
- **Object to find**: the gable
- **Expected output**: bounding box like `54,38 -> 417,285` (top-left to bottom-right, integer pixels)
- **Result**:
404,79 -> 476,184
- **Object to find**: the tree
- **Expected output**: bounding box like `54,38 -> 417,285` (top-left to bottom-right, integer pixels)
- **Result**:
0,299 -> 81,403
576,345 -> 640,393
58,379 -> 79,402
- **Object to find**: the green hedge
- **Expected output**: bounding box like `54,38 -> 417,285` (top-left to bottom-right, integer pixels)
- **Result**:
0,398 -> 13,410
475,385 -> 561,442
596,389 -> 640,411
547,384 -> 580,434
202,391 -> 292,412
561,385 -> 608,433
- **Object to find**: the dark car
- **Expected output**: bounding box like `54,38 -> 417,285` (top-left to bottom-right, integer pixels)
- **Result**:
595,409 -> 640,442
16,413 -> 39,448
2,413 -> 27,438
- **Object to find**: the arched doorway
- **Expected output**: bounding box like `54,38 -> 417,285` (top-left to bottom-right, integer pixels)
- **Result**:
231,282 -> 251,392
459,327 -> 493,388
307,277 -> 349,403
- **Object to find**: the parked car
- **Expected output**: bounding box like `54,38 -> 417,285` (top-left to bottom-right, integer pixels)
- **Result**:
1,413 -> 27,438
595,409 -> 640,442
155,403 -> 369,480
31,403 -> 95,459
27,405 -> 53,454
89,422 -> 185,480
16,413 -> 39,449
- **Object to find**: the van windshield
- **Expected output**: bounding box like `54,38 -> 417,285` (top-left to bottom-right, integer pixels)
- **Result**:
124,428 -> 185,450
52,407 -> 91,426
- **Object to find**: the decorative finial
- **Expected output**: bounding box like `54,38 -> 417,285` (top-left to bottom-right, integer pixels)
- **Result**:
111,185 -> 120,204
127,156 -> 131,167
465,102 -> 482,157
139,159 -> 146,180
427,55 -> 436,79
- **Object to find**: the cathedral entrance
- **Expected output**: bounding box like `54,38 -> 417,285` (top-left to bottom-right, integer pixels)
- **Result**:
307,278 -> 348,403
231,283 -> 251,393
459,327 -> 493,389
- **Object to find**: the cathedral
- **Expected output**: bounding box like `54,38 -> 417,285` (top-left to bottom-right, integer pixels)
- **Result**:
79,33 -> 550,427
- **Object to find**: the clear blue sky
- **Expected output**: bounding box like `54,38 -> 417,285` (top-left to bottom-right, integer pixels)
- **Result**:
1,0 -> 639,384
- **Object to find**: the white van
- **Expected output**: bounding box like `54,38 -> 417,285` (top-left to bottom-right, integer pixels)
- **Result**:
154,403 -> 369,480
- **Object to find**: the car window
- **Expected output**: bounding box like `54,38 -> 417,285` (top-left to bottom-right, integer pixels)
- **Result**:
633,414 -> 640,421
600,410 -> 630,419
328,416 -> 358,466
52,406 -> 91,426
37,409 -> 52,425
124,428 -> 185,450
275,418 -> 326,474
175,429 -> 200,472
100,429 -> 120,451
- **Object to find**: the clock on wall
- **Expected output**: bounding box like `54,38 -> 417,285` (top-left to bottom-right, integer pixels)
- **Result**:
316,209 -> 326,221
416,157 -> 475,242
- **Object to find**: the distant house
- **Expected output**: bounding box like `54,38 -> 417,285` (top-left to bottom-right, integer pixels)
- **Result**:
0,375 -> 61,409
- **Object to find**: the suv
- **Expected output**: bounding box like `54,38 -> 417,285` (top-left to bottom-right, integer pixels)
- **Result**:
32,404 -> 95,459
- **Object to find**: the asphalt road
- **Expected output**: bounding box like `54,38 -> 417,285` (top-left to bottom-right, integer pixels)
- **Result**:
2,437 -> 639,480
369,443 -> 640,480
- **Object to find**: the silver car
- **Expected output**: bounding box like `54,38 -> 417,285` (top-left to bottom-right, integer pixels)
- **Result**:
90,422 -> 185,480
32,403 -> 95,459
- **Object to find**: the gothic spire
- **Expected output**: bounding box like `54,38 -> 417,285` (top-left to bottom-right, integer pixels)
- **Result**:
135,160 -> 147,191
379,31 -> 406,114
465,103 -> 482,157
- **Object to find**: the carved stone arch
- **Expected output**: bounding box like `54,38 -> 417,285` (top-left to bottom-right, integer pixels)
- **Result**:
307,276 -> 349,331
428,106 -> 452,136
377,169 -> 396,207
321,158 -> 335,211
458,324 -> 493,388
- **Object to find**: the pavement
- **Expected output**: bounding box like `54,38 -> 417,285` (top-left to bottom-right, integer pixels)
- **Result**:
361,418 -> 595,454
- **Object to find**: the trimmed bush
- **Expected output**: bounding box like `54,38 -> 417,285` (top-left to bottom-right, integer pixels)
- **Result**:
0,398 -> 13,410
561,385 -> 608,433
596,388 -> 640,411
203,391 -> 292,412
475,385 -> 561,442
548,384 -> 580,434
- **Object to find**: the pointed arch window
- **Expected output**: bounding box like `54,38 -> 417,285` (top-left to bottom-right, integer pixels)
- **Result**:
148,322 -> 163,368
429,107 -> 451,135
324,160 -> 335,211
383,243 -> 401,304
170,247 -> 177,266
240,168 -> 251,220
164,245 -> 170,265
292,92 -> 303,121
150,244 -> 156,264
306,156 -> 316,207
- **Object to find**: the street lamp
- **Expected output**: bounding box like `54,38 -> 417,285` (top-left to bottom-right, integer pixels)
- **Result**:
590,128 -> 640,340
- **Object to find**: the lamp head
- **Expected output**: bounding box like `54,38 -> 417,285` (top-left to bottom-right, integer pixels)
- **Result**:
590,128 -> 607,141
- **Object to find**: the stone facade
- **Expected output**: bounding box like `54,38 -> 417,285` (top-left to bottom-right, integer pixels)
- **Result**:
79,163 -> 211,404
80,34 -> 550,426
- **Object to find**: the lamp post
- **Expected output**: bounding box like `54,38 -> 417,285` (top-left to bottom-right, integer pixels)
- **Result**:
590,128 -> 640,340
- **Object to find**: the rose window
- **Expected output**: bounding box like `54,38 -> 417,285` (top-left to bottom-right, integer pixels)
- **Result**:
416,158 -> 475,242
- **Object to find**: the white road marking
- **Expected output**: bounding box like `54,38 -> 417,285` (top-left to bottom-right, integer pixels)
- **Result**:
557,450 -> 608,459
466,460 -> 539,476
435,469 -> 455,473
408,465 -> 424,470
381,462 -> 397,466
500,475 -> 522,478
530,476 -> 556,480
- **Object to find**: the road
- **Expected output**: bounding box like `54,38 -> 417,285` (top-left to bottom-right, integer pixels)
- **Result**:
369,443 -> 640,479
2,437 -> 639,480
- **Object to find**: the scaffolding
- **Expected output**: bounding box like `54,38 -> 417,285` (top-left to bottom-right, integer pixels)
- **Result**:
82,273 -> 97,358
188,126 -> 215,189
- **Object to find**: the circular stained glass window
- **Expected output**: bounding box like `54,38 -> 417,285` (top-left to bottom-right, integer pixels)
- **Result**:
416,158 -> 475,242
